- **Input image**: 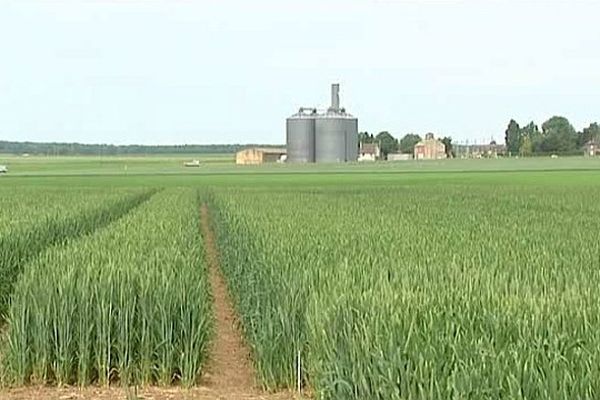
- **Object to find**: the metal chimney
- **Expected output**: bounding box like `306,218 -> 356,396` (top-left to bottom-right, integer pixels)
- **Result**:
330,83 -> 340,111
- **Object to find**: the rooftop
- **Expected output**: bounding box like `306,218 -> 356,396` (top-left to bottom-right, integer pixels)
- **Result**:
360,143 -> 380,155
240,147 -> 287,154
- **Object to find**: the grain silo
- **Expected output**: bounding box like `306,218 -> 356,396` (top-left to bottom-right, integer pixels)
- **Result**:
344,117 -> 359,162
315,114 -> 348,163
286,84 -> 358,163
286,108 -> 316,163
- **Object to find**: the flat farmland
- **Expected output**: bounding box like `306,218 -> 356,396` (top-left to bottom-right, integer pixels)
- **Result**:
0,153 -> 235,176
0,156 -> 599,399
2,154 -> 600,177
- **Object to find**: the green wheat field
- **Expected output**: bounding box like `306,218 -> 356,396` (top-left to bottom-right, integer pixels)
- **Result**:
1,155 -> 600,399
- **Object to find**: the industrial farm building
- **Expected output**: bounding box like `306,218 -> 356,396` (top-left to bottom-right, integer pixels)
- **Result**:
236,148 -> 286,165
286,84 -> 358,163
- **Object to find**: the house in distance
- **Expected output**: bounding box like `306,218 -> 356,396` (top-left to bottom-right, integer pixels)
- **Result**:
414,133 -> 446,160
584,140 -> 599,157
358,142 -> 381,162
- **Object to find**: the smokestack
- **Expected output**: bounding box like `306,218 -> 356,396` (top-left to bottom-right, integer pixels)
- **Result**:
330,83 -> 340,111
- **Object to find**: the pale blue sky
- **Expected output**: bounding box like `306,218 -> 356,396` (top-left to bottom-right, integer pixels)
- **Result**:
1,0 -> 599,145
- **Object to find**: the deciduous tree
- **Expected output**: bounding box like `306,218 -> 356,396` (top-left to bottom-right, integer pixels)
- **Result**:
504,119 -> 521,156
579,123 -> 600,147
540,116 -> 577,153
375,131 -> 398,156
441,137 -> 454,158
358,132 -> 374,144
399,134 -> 422,154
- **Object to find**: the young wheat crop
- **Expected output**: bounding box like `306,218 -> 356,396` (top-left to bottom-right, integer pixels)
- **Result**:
212,183 -> 600,399
3,188 -> 212,387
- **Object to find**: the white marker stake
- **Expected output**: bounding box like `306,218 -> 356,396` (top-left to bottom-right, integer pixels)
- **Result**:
297,350 -> 302,393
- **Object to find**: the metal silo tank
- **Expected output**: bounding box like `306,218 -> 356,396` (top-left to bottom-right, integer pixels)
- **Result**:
315,115 -> 347,163
286,113 -> 315,163
345,117 -> 358,162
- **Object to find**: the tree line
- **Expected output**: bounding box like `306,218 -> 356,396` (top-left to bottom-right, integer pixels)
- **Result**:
359,131 -> 454,158
0,141 -> 283,156
505,116 -> 600,156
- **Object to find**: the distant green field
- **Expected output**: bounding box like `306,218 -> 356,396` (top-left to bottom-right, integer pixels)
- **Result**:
0,155 -> 598,191
0,154 -> 599,181
0,153 -> 234,176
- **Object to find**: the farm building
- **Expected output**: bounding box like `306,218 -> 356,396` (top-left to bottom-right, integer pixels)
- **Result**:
414,133 -> 446,160
584,140 -> 600,157
236,148 -> 287,165
387,153 -> 412,161
454,143 -> 506,158
358,142 -> 381,162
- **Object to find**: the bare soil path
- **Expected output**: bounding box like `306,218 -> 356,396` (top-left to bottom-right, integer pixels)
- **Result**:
0,205 -> 298,400
200,203 -> 255,392
198,203 -> 293,399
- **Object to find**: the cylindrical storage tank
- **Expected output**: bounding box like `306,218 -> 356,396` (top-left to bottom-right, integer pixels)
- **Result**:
286,114 -> 315,163
315,116 -> 347,163
344,117 -> 358,162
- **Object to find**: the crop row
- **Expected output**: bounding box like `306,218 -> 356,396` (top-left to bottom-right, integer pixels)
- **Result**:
211,184 -> 600,399
0,188 -> 154,318
2,189 -> 212,387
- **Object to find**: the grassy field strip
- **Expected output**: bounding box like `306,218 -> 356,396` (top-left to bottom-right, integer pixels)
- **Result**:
0,154 -> 234,176
1,189 -> 212,387
0,189 -> 155,319
212,184 -> 600,399
2,156 -> 600,177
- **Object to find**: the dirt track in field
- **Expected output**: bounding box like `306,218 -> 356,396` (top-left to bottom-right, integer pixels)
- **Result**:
0,386 -> 295,399
200,203 -> 257,393
0,205 -> 297,400
199,203 -> 295,399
